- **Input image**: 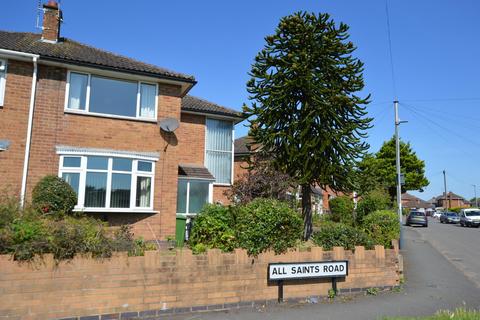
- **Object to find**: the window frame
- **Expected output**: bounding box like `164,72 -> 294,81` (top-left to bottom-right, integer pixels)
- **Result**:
177,177 -> 213,216
0,59 -> 7,107
204,117 -> 235,186
64,70 -> 159,122
58,153 -> 156,213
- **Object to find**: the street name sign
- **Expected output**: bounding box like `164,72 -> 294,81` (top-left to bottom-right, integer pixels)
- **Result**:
268,261 -> 348,281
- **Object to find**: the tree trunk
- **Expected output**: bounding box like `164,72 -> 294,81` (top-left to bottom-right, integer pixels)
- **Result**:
302,184 -> 313,241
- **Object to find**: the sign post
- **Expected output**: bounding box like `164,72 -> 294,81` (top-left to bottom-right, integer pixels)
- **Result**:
268,261 -> 348,302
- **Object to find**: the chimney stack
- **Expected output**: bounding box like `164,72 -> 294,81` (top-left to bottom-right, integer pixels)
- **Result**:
41,0 -> 62,43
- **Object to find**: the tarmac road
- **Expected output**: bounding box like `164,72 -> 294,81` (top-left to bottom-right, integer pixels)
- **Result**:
414,217 -> 480,288
168,225 -> 480,320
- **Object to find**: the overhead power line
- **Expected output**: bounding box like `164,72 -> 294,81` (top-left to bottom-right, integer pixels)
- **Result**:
403,97 -> 480,103
400,102 -> 480,154
384,0 -> 397,100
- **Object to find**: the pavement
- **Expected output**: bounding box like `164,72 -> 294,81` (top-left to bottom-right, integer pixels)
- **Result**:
168,219 -> 480,320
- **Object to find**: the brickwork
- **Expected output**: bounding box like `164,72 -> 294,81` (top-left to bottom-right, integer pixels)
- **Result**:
0,60 -> 32,197
0,59 -> 238,239
234,157 -> 249,181
0,60 -> 183,240
0,243 -> 401,320
213,185 -> 231,205
177,113 -> 205,165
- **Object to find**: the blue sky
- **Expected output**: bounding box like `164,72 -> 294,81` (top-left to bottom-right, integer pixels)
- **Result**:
3,0 -> 480,202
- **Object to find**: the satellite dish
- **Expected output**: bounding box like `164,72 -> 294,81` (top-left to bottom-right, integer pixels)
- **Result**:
159,118 -> 179,133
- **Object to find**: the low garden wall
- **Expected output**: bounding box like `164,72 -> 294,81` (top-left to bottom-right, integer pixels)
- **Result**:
0,243 -> 402,320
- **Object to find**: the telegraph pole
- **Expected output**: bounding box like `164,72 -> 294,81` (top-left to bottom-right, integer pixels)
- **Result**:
394,100 -> 403,248
473,184 -> 478,208
443,170 -> 448,210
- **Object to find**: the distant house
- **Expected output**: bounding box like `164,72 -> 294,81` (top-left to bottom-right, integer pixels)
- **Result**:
402,193 -> 433,210
233,136 -> 340,213
434,192 -> 470,209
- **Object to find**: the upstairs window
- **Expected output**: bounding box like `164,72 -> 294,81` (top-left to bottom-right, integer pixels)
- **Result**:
0,59 -> 7,106
205,118 -> 233,184
65,71 -> 157,120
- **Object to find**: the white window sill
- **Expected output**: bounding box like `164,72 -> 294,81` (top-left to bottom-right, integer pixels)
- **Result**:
74,208 -> 158,214
64,109 -> 157,123
213,183 -> 232,187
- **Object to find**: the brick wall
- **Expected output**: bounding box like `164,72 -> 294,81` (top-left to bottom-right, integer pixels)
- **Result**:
0,244 -> 401,320
0,60 -> 32,198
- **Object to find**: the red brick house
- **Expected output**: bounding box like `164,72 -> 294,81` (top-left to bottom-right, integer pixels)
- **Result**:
434,192 -> 470,209
401,192 -> 432,210
233,136 -> 339,213
0,1 -> 243,241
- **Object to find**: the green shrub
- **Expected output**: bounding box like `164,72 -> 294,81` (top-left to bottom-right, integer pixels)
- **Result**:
46,217 -> 113,260
0,196 -> 20,228
8,217 -> 51,260
356,189 -> 391,223
112,225 -> 155,256
189,204 -> 237,252
329,196 -> 355,225
235,198 -> 303,256
362,210 -> 400,248
0,197 -> 157,261
312,221 -> 374,251
32,175 -> 77,217
449,207 -> 462,213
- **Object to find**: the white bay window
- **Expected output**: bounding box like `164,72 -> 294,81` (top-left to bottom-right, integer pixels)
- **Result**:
59,154 -> 155,211
65,71 -> 158,121
205,118 -> 234,184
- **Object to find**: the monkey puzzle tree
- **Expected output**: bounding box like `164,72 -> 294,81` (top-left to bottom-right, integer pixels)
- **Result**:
244,12 -> 372,240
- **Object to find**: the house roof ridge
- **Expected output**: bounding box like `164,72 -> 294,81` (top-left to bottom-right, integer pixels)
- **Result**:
182,95 -> 243,119
61,36 -> 195,81
0,30 -> 195,82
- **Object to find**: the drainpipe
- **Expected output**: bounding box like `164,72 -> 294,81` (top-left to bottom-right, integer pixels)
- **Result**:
0,49 -> 40,207
20,56 -> 39,207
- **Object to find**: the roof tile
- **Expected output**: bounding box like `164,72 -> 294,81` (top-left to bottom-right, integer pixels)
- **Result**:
0,30 -> 194,82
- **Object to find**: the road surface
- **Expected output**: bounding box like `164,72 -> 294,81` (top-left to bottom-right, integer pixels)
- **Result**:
414,217 -> 480,288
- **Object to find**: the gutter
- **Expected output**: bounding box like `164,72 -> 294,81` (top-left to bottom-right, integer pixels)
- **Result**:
0,49 -> 41,207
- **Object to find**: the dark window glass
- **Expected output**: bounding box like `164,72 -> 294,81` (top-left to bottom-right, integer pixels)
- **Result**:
110,173 -> 131,208
89,76 -> 137,117
84,172 -> 107,207
112,158 -> 132,171
188,181 -> 209,213
87,156 -> 108,170
62,172 -> 80,195
63,156 -> 81,168
176,180 -> 187,214
67,72 -> 87,110
136,176 -> 151,207
138,161 -> 152,172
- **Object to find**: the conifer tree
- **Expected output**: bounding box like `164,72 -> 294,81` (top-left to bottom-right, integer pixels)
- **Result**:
244,12 -> 372,240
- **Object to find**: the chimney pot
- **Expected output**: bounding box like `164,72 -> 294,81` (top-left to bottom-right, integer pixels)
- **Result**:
45,0 -> 58,9
41,0 -> 62,42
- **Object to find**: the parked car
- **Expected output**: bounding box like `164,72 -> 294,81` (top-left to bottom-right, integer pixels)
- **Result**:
432,211 -> 442,219
440,212 -> 460,224
406,211 -> 428,227
459,209 -> 480,228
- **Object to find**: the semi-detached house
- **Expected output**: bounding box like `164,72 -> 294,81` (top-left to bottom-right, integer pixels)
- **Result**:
0,1 -> 243,241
